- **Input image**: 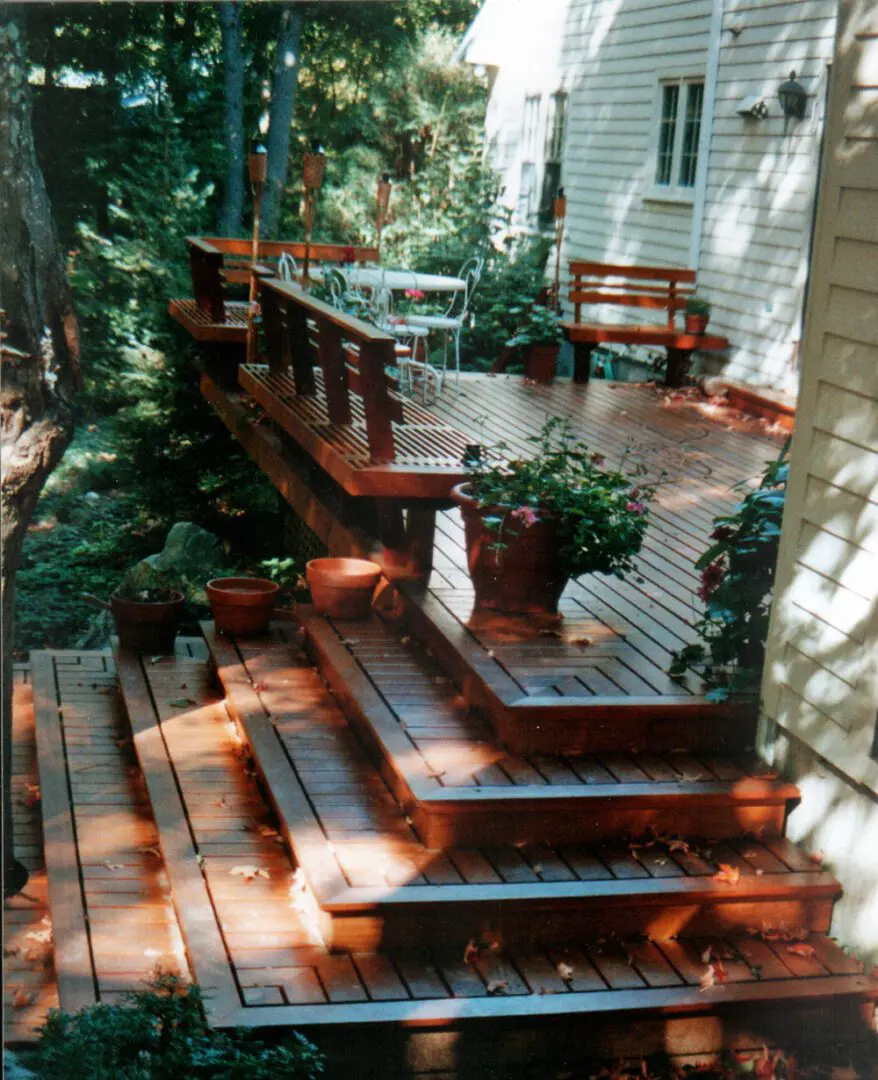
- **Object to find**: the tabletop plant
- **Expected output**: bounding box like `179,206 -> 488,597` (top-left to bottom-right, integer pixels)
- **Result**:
669,441 -> 790,700
453,417 -> 659,613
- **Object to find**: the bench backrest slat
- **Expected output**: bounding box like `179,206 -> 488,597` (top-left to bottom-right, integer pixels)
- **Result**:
568,260 -> 697,329
260,277 -> 400,463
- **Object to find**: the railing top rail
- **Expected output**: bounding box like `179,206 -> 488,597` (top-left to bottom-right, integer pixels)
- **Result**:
261,277 -> 396,347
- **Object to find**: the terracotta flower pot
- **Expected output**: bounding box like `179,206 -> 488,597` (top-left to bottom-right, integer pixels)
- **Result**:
451,484 -> 569,614
524,343 -> 559,383
685,313 -> 710,335
306,558 -> 382,619
207,577 -> 280,636
111,591 -> 185,654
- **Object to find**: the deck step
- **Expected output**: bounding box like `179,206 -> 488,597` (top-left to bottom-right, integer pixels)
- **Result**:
29,649 -> 188,1017
111,646 -> 877,1070
399,582 -> 758,756
202,623 -> 833,951
292,611 -> 798,847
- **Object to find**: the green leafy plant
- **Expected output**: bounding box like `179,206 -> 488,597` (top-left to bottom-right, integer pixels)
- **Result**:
685,296 -> 711,317
259,555 -> 309,604
27,971 -> 323,1080
506,302 -> 564,349
669,442 -> 790,700
463,417 -> 658,580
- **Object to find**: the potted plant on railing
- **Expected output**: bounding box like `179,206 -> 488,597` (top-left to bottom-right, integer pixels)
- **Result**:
451,418 -> 658,615
506,302 -> 565,383
684,296 -> 711,335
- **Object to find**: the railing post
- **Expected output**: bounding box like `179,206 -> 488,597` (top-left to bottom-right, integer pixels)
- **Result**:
316,319 -> 352,425
190,243 -> 225,322
357,340 -> 397,463
286,296 -> 316,395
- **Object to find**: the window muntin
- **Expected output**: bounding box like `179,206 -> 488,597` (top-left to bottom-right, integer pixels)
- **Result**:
678,81 -> 704,188
653,77 -> 704,195
655,83 -> 680,186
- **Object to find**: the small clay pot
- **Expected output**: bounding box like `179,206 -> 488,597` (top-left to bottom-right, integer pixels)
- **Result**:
306,558 -> 382,619
685,313 -> 710,335
207,577 -> 280,636
524,343 -> 559,383
111,591 -> 185,654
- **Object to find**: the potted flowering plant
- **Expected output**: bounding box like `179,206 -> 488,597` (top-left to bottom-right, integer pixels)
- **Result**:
451,418 -> 657,615
506,302 -> 565,382
684,296 -> 711,334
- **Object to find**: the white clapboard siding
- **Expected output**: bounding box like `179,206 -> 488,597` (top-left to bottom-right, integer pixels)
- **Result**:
762,0 -> 878,795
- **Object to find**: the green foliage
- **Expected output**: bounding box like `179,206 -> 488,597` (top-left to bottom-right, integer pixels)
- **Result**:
463,418 -> 658,581
685,296 -> 711,317
259,555 -> 309,604
669,443 -> 790,700
28,971 -> 323,1080
506,300 -> 564,349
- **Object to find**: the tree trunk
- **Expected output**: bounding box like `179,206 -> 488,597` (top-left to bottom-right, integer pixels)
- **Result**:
0,8 -> 79,897
260,1 -> 302,238
217,1 -> 245,236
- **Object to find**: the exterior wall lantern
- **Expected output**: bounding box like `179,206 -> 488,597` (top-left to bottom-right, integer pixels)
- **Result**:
778,71 -> 807,130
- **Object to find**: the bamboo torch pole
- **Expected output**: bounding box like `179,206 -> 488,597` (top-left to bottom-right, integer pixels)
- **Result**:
302,140 -> 326,285
246,142 -> 267,364
552,187 -> 567,312
376,172 -> 392,251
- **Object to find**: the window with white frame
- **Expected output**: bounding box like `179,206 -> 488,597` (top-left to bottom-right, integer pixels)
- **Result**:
518,94 -> 542,221
652,78 -> 705,195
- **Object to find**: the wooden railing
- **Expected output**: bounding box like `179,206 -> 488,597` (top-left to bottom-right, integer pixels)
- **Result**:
187,236 -> 379,322
259,277 -> 400,464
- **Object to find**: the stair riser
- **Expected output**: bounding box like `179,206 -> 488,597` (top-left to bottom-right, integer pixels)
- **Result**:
323,896 -> 835,952
493,710 -> 756,757
306,998 -> 871,1080
414,802 -> 789,848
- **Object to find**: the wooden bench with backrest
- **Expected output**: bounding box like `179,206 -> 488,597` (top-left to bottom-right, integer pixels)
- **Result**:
563,261 -> 729,387
235,276 -> 470,502
169,236 -> 379,345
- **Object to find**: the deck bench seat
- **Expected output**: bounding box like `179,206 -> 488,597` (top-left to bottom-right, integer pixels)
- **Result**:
562,261 -> 728,386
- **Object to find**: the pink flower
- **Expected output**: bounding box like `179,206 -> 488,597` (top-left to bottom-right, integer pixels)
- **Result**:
626,501 -> 646,515
697,559 -> 726,603
591,452 -> 606,467
404,288 -> 426,301
511,505 -> 540,527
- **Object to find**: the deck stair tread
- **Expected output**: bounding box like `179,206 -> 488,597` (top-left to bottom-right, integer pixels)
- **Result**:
282,612 -> 799,847
112,646 -> 877,1037
201,622 -> 835,951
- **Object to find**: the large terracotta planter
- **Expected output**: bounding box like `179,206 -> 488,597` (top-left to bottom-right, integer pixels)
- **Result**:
111,591 -> 185,654
685,313 -> 710,335
524,343 -> 559,383
452,484 -> 569,614
306,558 -> 382,619
207,577 -> 280,636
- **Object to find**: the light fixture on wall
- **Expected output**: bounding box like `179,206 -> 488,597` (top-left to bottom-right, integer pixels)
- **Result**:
778,70 -> 807,130
736,96 -> 768,119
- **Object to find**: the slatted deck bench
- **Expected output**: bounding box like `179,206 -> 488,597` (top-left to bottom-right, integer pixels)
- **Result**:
168,235 -> 379,345
562,261 -> 729,387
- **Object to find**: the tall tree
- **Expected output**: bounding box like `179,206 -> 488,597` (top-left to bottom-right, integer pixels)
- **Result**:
261,1 -> 302,237
217,1 -> 246,235
0,7 -> 79,896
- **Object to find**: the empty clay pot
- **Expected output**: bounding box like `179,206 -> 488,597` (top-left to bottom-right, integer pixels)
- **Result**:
207,577 -> 280,636
306,557 -> 382,619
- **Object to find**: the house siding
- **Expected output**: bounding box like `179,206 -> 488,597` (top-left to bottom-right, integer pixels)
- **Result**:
467,0 -> 838,393
760,0 -> 878,963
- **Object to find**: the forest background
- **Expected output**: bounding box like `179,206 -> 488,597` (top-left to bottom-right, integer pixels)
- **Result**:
15,0 -> 551,652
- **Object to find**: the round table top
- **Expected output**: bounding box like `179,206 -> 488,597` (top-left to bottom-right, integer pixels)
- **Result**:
342,267 -> 466,292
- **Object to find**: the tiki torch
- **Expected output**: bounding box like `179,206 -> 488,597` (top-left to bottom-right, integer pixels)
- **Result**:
552,187 -> 567,313
302,139 -> 326,284
246,139 -> 268,363
376,172 -> 392,249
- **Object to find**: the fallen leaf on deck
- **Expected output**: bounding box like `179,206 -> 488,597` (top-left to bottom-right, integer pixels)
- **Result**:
399,636 -> 411,646
486,979 -> 509,995
463,939 -> 480,965
12,989 -> 36,1008
786,943 -> 816,959
169,698 -> 196,708
104,862 -> 125,872
25,928 -> 52,945
144,948 -> 162,958
486,649 -> 495,658
808,851 -> 825,866
216,797 -> 228,808
144,846 -> 162,859
425,767 -> 446,779
538,628 -> 562,638
3,945 -> 21,957
258,825 -> 280,839
666,838 -> 690,854
230,865 -> 270,882
149,656 -> 163,664
712,863 -> 741,886
339,638 -> 360,647
701,945 -> 713,964
557,962 -> 575,982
